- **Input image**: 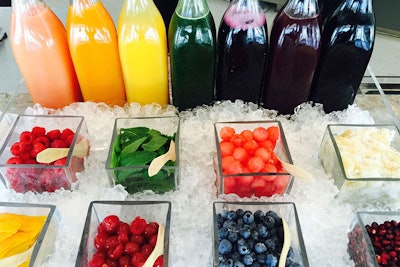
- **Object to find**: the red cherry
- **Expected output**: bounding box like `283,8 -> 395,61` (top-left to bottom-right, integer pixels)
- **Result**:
153,255 -> 164,267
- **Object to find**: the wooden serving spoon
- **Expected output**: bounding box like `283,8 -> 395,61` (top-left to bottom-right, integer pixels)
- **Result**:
143,223 -> 165,267
277,156 -> 313,182
36,138 -> 89,164
278,218 -> 291,267
148,140 -> 176,177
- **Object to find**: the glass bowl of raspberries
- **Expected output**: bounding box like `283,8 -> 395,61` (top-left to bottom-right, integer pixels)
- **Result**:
347,211 -> 400,267
213,201 -> 309,267
213,121 -> 294,198
75,200 -> 171,267
0,115 -> 90,193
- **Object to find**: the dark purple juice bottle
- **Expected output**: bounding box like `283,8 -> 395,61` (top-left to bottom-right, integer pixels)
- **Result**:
215,0 -> 268,104
262,0 -> 321,114
309,0 -> 375,113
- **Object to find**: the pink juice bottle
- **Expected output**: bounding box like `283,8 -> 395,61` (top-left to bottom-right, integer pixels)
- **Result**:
215,0 -> 268,105
262,0 -> 321,115
10,0 -> 82,109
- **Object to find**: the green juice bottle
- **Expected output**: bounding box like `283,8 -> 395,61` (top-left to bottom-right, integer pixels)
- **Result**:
168,0 -> 216,111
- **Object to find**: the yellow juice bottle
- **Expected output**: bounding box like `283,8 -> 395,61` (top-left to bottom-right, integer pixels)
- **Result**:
67,0 -> 126,106
118,0 -> 169,106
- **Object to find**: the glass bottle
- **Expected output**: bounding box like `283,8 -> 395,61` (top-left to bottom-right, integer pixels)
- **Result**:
67,0 -> 126,106
309,0 -> 375,113
118,0 -> 169,106
262,0 -> 321,115
168,0 -> 216,111
319,0 -> 343,25
9,0 -> 82,109
215,0 -> 268,105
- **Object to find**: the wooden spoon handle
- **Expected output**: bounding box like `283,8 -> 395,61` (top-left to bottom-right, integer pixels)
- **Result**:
278,218 -> 291,267
143,224 -> 164,267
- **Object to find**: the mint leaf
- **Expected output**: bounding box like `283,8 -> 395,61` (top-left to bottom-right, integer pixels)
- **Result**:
142,130 -> 168,151
121,136 -> 148,155
119,150 -> 157,166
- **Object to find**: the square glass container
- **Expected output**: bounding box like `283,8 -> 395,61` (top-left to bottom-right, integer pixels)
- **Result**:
106,116 -> 180,194
214,121 -> 294,198
319,124 -> 400,203
0,115 -> 90,193
347,211 -> 400,267
75,200 -> 171,267
0,202 -> 58,267
213,201 -> 309,267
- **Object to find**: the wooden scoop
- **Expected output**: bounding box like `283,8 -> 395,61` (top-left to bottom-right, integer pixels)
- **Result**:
148,140 -> 176,177
143,223 -> 165,267
277,156 -> 313,182
278,218 -> 291,267
36,138 -> 89,164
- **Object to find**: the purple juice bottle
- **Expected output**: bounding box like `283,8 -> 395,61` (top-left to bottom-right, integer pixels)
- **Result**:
262,0 -> 321,115
215,0 -> 268,104
309,0 -> 375,113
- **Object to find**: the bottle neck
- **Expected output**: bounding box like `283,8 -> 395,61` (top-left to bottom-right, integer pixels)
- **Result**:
284,0 -> 320,18
175,0 -> 210,19
70,0 -> 98,8
340,0 -> 374,15
228,0 -> 263,14
125,0 -> 155,13
11,0 -> 47,15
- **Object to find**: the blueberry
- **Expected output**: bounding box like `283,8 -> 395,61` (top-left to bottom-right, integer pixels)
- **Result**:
243,211 -> 254,224
252,262 -> 261,267
266,210 -> 282,226
236,208 -> 245,217
239,227 -> 251,239
256,253 -> 266,263
237,243 -> 250,255
228,231 -> 239,243
219,262 -> 230,267
265,254 -> 278,267
230,252 -> 241,261
254,242 -> 267,254
265,239 -> 276,252
237,238 -> 246,246
257,225 -> 268,238
223,220 -> 237,230
262,215 -> 276,230
287,247 -> 294,260
233,261 -> 245,267
228,210 -> 237,220
218,227 -> 229,239
219,239 -> 233,254
254,210 -> 265,222
221,209 -> 229,219
242,254 -> 254,265
288,263 -> 302,267
251,230 -> 259,241
236,217 -> 244,226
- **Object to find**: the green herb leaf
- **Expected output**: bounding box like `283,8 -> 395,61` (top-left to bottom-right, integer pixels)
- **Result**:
119,150 -> 157,167
121,136 -> 148,155
142,130 -> 168,151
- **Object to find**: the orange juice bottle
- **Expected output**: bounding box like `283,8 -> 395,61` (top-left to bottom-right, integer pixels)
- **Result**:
9,0 -> 82,109
118,0 -> 169,106
67,0 -> 126,106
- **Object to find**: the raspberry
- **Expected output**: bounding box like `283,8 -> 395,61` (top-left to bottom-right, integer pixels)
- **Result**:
65,134 -> 75,147
94,232 -> 109,251
53,158 -> 67,166
6,157 -> 23,164
108,243 -> 124,260
130,217 -> 147,235
31,126 -> 46,137
19,131 -> 34,144
10,142 -> 30,156
105,236 -> 119,250
33,136 -> 51,148
61,128 -> 75,140
131,252 -> 147,267
102,215 -> 120,234
148,234 -> 158,248
51,139 -> 67,148
118,255 -> 131,267
143,223 -> 158,239
124,241 -> 140,256
88,253 -> 105,267
46,129 -> 61,141
31,142 -> 46,158
140,243 -> 153,257
130,234 -> 145,245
